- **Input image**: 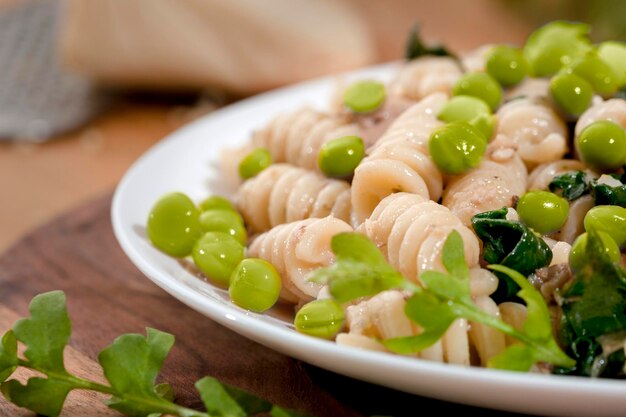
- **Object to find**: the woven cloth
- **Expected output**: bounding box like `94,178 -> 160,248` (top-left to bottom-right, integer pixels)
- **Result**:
0,0 -> 104,141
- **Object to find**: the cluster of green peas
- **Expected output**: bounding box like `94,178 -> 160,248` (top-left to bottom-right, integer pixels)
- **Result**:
146,191 -> 346,338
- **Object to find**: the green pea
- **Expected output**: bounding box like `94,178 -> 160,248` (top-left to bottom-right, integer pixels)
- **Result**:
192,232 -> 245,284
584,205 -> 626,247
229,258 -> 281,312
239,148 -> 272,180
598,41 -> 626,88
318,135 -> 365,178
452,72 -> 502,111
566,51 -> 620,96
576,120 -> 626,171
343,80 -> 386,113
569,231 -> 621,271
199,195 -> 236,213
294,299 -> 344,339
199,209 -> 247,245
485,45 -> 528,86
437,95 -> 495,141
523,20 -> 592,77
147,192 -> 203,257
428,121 -> 486,175
549,72 -> 593,117
517,191 -> 569,234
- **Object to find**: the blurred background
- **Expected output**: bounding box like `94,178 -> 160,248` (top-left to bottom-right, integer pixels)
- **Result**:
0,0 -> 623,252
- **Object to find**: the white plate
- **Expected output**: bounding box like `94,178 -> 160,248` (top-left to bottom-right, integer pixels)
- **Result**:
112,62 -> 626,417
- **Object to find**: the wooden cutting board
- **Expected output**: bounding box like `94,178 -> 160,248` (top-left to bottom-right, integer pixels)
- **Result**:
0,193 -> 525,417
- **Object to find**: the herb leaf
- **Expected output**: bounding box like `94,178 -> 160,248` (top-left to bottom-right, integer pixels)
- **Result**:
472,208 -> 553,301
591,180 -> 626,208
405,23 -> 454,60
308,233 -> 405,303
0,331 -> 17,382
557,229 -> 626,376
196,377 -> 248,417
99,328 -> 176,416
488,265 -> 575,370
2,377 -> 75,417
549,171 -> 590,201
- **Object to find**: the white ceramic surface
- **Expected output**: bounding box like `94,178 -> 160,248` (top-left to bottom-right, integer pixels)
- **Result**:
112,62 -> 626,417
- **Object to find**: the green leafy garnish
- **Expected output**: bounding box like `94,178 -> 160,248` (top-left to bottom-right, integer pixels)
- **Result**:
591,179 -> 626,208
471,208 -> 553,301
312,231 -> 573,371
0,291 -> 310,417
549,171 -> 591,201
405,24 -> 455,60
308,233 -> 406,303
556,229 -> 626,376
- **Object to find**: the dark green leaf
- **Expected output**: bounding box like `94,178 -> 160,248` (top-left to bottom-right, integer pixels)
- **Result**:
591,181 -> 626,208
0,331 -> 17,382
1,378 -> 73,417
561,229 -> 626,341
472,209 -> 552,301
616,87 -> 626,100
549,171 -> 590,201
405,23 -> 455,60
155,383 -> 175,402
12,290 -> 70,374
99,328 -> 175,417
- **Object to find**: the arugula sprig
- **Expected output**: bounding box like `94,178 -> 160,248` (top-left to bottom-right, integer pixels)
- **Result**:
0,291 -> 307,417
310,231 -> 574,371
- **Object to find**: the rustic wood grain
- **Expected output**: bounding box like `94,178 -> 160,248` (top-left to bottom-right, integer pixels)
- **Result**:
0,194 -> 528,417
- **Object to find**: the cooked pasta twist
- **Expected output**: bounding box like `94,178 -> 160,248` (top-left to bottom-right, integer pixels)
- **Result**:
442,137 -> 528,227
358,192 -> 480,282
527,159 -> 589,191
251,107 -> 359,170
495,98 -> 568,168
248,216 -> 352,304
340,269 -> 506,365
351,93 -> 446,224
236,164 -> 352,233
389,56 -> 463,101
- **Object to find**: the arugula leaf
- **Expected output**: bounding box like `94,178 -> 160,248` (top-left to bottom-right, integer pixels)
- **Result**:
99,328 -> 178,417
0,331 -> 17,382
557,229 -> 626,376
487,265 -> 575,370
377,232 -> 572,370
549,171 -> 590,201
405,23 -> 455,60
196,377 -> 248,417
1,291 -> 77,417
472,208 -> 553,301
308,233 -> 405,303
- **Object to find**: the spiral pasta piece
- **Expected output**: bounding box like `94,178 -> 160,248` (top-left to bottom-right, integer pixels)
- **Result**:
442,140 -> 528,227
495,98 -> 568,168
251,107 -> 359,170
236,164 -> 352,233
248,216 -> 352,304
358,192 -> 480,282
351,93 -> 446,224
389,56 -> 462,100
527,159 -> 589,191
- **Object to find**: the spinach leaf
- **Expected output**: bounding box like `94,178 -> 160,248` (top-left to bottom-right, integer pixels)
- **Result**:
472,208 -> 553,301
591,180 -> 626,208
616,87 -> 626,100
405,24 -> 455,60
549,171 -> 590,201
556,229 -> 626,377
